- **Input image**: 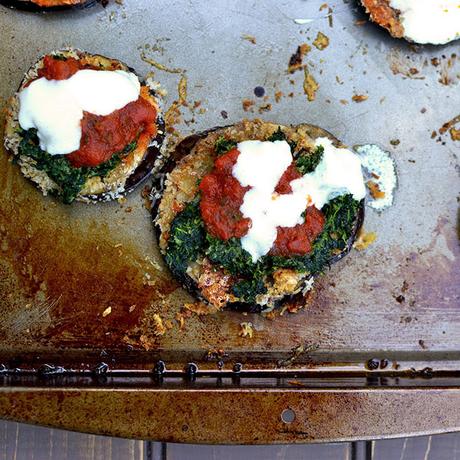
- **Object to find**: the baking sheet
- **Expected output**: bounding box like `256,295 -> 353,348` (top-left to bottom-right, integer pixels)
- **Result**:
0,0 -> 458,369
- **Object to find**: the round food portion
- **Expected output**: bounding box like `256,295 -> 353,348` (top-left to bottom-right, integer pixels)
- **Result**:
0,0 -> 96,10
4,49 -> 164,204
153,120 -> 365,313
361,0 -> 460,44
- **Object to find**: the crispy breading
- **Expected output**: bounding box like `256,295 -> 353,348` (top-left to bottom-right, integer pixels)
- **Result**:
361,0 -> 404,38
4,49 -> 163,201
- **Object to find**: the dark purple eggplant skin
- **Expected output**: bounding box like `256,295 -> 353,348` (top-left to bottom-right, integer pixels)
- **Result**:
151,123 -> 365,313
0,0 -> 97,11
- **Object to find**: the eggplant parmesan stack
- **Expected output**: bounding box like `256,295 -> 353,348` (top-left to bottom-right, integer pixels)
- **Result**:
361,0 -> 460,44
4,49 -> 164,203
153,120 -> 366,312
0,0 -> 97,11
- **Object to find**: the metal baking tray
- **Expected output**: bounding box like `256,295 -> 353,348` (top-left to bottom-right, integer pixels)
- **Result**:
0,0 -> 459,444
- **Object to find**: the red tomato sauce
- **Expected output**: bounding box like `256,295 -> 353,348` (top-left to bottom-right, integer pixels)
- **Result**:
269,206 -> 325,256
38,56 -> 87,80
199,147 -> 325,256
37,56 -> 157,168
32,0 -> 83,6
199,148 -> 251,241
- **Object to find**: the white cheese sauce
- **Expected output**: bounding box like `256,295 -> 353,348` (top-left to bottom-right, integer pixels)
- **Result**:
232,138 -> 366,262
355,144 -> 397,211
18,69 -> 141,156
390,0 -> 460,44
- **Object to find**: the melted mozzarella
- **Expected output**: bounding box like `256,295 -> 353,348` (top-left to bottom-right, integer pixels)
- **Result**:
390,0 -> 460,44
232,138 -> 365,262
18,69 -> 141,155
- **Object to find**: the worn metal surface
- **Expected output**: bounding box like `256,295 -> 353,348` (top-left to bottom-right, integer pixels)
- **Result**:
0,0 -> 459,442
0,0 -> 458,368
1,386 -> 460,443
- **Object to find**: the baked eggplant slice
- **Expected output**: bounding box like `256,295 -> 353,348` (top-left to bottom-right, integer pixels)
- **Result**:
4,49 -> 164,204
361,0 -> 460,45
152,120 -> 365,313
0,0 -> 97,11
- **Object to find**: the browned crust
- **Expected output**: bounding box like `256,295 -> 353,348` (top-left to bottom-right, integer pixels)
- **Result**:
0,0 -> 96,9
32,0 -> 84,5
4,49 -> 164,202
152,120 -> 364,312
361,0 -> 404,38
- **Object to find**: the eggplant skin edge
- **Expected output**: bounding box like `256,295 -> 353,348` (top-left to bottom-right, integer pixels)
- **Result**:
151,120 -> 365,313
0,0 -> 97,11
3,48 -> 165,204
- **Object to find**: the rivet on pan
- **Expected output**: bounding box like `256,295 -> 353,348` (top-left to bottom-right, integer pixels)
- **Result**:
281,408 -> 296,424
93,362 -> 109,376
366,358 -> 380,370
38,364 -> 66,377
153,360 -> 166,375
185,362 -> 198,380
233,363 -> 243,373
421,367 -> 433,379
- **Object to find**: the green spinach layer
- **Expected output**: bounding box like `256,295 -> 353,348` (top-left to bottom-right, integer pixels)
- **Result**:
18,128 -> 136,204
164,129 -> 360,304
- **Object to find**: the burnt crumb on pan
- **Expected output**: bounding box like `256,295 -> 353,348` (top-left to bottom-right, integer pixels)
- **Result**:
239,322 -> 254,338
258,103 -> 272,113
241,34 -> 257,44
352,94 -> 368,103
274,91 -> 283,103
436,114 -> 460,143
140,52 -> 184,74
288,43 -> 311,74
312,32 -> 330,50
183,302 -> 218,315
450,128 -> 460,141
366,180 -> 385,199
303,67 -> 319,101
353,229 -> 377,251
242,99 -> 255,112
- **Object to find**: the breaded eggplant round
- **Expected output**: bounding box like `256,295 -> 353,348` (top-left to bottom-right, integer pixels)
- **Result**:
0,0 -> 97,11
4,49 -> 165,203
152,120 -> 365,313
361,0 -> 460,45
